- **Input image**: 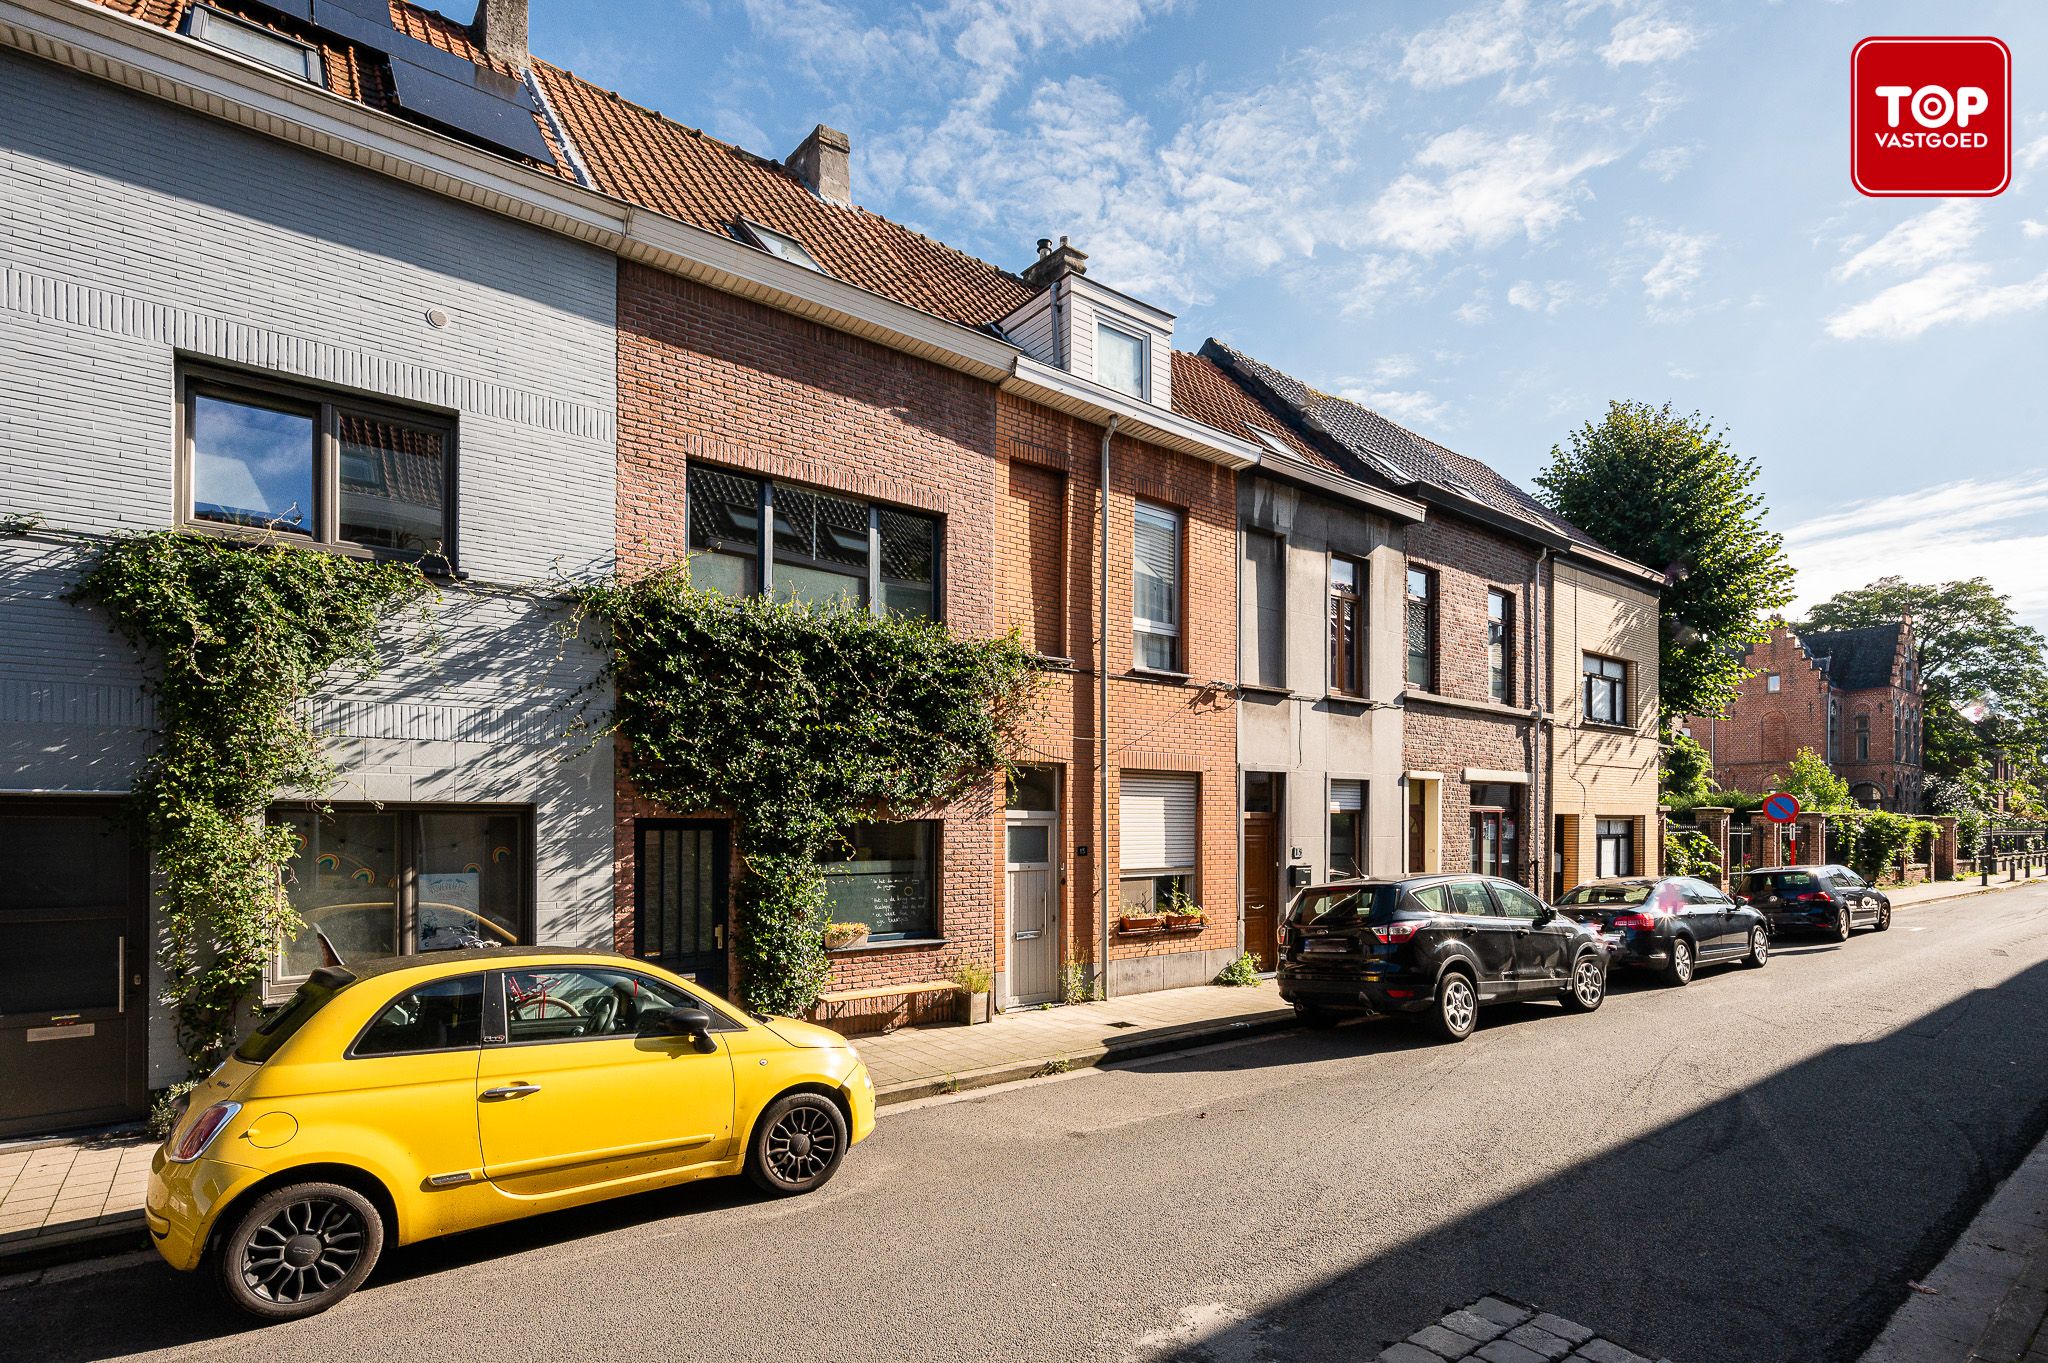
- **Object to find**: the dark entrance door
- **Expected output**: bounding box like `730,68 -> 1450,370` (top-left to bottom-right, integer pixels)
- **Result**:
0,803 -> 149,1138
635,821 -> 731,999
1242,773 -> 1281,969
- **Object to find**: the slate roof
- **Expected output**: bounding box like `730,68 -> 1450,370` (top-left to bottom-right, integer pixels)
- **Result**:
1801,623 -> 1904,692
1166,351 -> 1343,473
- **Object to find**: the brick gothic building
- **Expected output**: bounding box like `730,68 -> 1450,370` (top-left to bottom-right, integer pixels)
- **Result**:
1688,620 -> 1927,811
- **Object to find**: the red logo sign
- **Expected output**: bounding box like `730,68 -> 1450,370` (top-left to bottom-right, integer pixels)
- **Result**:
1853,37 -> 2010,196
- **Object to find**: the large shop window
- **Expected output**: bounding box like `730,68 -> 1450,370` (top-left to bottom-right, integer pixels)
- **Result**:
1596,819 -> 1635,878
180,368 -> 454,563
1328,779 -> 1366,880
272,806 -> 530,991
1120,772 -> 1198,911
685,465 -> 939,619
821,823 -> 937,941
1132,501 -> 1184,671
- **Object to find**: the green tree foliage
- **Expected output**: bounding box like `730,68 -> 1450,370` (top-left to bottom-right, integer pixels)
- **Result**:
1664,827 -> 1721,879
73,533 -> 429,1070
1772,747 -> 1853,814
1661,729 -> 1714,801
578,569 -> 1042,1015
1538,402 -> 1795,722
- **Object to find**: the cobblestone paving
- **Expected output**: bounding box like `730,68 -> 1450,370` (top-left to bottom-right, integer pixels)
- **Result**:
1378,1296 -> 1673,1363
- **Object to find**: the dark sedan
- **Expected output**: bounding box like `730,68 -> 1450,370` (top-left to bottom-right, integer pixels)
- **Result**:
1556,876 -> 1769,985
1736,865 -> 1891,940
1277,874 -> 1609,1042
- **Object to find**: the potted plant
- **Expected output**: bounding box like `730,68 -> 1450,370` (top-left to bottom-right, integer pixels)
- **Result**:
1118,909 -> 1164,932
952,960 -> 993,1024
823,920 -> 870,951
1159,887 -> 1206,931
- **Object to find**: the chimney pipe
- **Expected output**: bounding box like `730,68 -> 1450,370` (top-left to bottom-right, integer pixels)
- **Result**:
471,0 -> 528,71
1021,235 -> 1088,290
787,125 -> 852,205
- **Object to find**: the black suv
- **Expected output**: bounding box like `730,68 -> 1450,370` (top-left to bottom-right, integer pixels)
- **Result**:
1277,875 -> 1610,1042
1736,865 -> 1892,940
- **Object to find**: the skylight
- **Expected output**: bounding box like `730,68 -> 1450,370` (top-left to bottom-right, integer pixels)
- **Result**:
1249,428 -> 1296,460
737,220 -> 823,273
185,6 -> 323,85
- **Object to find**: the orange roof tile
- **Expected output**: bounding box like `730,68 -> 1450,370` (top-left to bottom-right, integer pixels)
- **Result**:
1167,351 -> 1342,472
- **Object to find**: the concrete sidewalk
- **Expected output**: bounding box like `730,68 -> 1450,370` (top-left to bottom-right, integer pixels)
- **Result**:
0,1132 -> 153,1268
1860,1128 -> 2048,1362
1886,869 -> 2048,909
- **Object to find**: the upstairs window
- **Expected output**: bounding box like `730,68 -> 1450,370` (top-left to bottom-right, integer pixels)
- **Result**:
1096,324 -> 1148,399
1855,713 -> 1870,761
1132,501 -> 1183,672
685,466 -> 938,619
1583,654 -> 1628,725
1766,673 -> 1782,693
186,6 -> 323,84
181,368 -> 454,563
736,220 -> 822,272
1405,568 -> 1436,690
1329,557 -> 1364,696
1487,589 -> 1513,704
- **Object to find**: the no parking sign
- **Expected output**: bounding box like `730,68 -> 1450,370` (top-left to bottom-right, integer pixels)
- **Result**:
1763,792 -> 1801,825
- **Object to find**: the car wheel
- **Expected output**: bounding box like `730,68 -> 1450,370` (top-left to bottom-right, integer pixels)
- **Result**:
1835,906 -> 1854,942
1663,936 -> 1695,987
1745,925 -> 1769,968
1428,971 -> 1478,1042
211,1181 -> 383,1322
1293,1004 -> 1340,1029
746,1092 -> 849,1197
1875,900 -> 1892,932
1561,954 -> 1606,1012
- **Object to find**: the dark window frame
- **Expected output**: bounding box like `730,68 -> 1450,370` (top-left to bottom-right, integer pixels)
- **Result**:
1329,556 -> 1365,697
266,802 -> 535,1002
1595,818 -> 1634,878
1582,653 -> 1628,727
1487,588 -> 1514,705
176,364 -> 458,569
343,972 -> 488,1060
1405,566 -> 1437,691
1328,779 -> 1367,880
684,463 -> 943,621
820,820 -> 942,943
483,965 -> 744,1050
1855,713 -> 1871,762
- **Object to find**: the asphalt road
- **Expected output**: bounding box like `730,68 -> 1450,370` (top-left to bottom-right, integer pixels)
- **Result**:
9,884 -> 2048,1363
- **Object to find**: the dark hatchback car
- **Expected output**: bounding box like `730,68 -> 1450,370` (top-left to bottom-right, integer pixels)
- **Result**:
1276,875 -> 1610,1042
1737,865 -> 1891,940
1556,876 -> 1769,985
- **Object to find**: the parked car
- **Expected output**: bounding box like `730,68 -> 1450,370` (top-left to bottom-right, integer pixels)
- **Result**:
1736,864 -> 1891,940
147,947 -> 875,1320
1556,876 -> 1769,985
1277,875 -> 1610,1042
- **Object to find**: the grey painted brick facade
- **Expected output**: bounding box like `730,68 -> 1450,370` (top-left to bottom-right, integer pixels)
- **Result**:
0,51 -> 618,1088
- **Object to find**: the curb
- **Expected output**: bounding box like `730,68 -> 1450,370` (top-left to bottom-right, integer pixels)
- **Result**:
0,1214 -> 149,1277
874,1007 -> 1296,1107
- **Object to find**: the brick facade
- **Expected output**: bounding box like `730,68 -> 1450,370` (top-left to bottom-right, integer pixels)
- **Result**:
1548,560 -> 1661,896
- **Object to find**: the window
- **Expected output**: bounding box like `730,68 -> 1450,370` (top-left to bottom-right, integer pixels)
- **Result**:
352,975 -> 484,1057
1329,780 -> 1366,880
186,6 -> 323,84
1132,502 -> 1183,671
1855,713 -> 1870,761
1766,673 -> 1782,693
1583,654 -> 1628,726
272,806 -> 530,988
181,369 -> 454,562
1096,323 -> 1148,399
1405,568 -> 1436,689
1828,698 -> 1840,765
1491,882 -> 1545,920
686,466 -> 938,619
736,219 -> 822,272
821,823 -> 937,941
1447,881 -> 1496,917
1242,531 -> 1284,688
1006,765 -> 1059,814
1119,772 -> 1197,911
1330,558 -> 1365,696
1487,590 -> 1512,704
1596,819 -> 1634,877
501,966 -> 697,1044
1469,784 -> 1518,880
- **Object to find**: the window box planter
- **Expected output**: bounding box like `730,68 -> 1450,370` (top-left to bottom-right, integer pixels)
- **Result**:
1160,913 -> 1205,932
1118,913 -> 1165,933
823,922 -> 870,951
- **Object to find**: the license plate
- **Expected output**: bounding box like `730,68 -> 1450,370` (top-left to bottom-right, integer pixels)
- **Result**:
1304,939 -> 1349,953
1601,931 -> 1624,944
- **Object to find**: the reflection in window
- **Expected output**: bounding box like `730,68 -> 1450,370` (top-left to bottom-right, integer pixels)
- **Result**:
774,485 -> 870,608
501,966 -> 692,1043
1583,654 -> 1627,725
687,466 -> 763,595
191,394 -> 315,534
1405,568 -> 1435,689
354,975 -> 484,1056
1133,502 -> 1183,671
337,413 -> 446,553
417,813 -> 524,953
686,467 -> 938,619
278,809 -> 399,978
821,823 -> 936,939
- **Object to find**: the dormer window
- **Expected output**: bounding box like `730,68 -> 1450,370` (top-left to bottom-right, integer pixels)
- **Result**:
736,220 -> 822,273
1096,323 -> 1148,399
185,6 -> 323,84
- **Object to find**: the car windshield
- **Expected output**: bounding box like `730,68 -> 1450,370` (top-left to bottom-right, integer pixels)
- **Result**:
1289,884 -> 1398,926
1560,883 -> 1652,907
1745,871 -> 1818,894
234,975 -> 344,1064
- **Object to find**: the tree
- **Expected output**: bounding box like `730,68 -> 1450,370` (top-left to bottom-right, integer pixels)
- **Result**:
1773,747 -> 1853,814
1662,729 -> 1714,801
1538,402 -> 1795,722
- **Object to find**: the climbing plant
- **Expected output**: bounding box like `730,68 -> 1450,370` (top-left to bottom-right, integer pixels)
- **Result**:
73,532 -> 430,1071
577,567 -> 1042,1016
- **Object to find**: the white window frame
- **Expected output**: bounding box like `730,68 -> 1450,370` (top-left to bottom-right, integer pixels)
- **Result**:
1095,321 -> 1150,401
736,219 -> 824,273
186,6 -> 323,84
1132,500 -> 1183,673
1119,772 -> 1199,912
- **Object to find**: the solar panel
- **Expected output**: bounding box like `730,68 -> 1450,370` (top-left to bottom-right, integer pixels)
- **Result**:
386,58 -> 554,163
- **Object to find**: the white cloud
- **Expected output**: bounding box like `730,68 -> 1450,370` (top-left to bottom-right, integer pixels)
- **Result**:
1400,0 -> 1531,89
1456,297 -> 1494,324
1367,129 -> 1618,255
1335,385 -> 1449,428
2025,220 -> 2048,240
1506,279 -> 1571,313
1832,201 -> 1982,281
1599,10 -> 1700,66
1632,221 -> 1711,305
1638,144 -> 1694,181
1825,263 -> 2048,341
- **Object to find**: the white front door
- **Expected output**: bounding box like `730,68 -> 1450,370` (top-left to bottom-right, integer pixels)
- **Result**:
1004,816 -> 1059,1007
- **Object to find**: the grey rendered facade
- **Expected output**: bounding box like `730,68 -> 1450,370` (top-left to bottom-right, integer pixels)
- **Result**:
0,50 -> 617,1109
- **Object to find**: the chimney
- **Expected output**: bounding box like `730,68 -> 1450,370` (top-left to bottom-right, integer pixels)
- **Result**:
471,0 -> 529,72
786,125 -> 852,205
1021,235 -> 1088,290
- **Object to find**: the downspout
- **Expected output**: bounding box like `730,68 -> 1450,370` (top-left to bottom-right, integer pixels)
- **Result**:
1530,547 -> 1550,894
1098,414 -> 1121,1000
1537,547 -> 1554,896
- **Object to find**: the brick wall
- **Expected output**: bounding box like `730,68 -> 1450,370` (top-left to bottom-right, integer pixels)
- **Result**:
1690,627 -> 1831,791
1549,559 -> 1661,893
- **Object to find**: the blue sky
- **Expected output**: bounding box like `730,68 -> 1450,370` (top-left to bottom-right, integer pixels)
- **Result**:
531,0 -> 2048,630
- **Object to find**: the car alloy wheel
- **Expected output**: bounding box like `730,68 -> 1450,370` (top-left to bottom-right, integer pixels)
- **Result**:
215,1181 -> 383,1321
1836,907 -> 1853,942
1747,926 -> 1769,968
1431,973 -> 1477,1042
1876,901 -> 1892,932
747,1092 -> 849,1196
1665,938 -> 1694,987
1563,955 -> 1605,1012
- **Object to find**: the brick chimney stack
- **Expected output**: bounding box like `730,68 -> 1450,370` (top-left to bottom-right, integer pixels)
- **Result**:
471,0 -> 528,71
787,125 -> 852,205
1021,235 -> 1088,289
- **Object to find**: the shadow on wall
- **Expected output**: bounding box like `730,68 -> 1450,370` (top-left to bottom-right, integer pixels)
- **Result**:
1134,957 -> 2048,1363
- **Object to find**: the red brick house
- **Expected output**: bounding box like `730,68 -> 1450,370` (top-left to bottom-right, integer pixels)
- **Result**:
1687,620 -> 1927,811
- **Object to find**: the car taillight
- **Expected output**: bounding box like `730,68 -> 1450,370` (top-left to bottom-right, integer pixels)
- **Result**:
168,1101 -> 240,1163
1371,921 -> 1422,944
1611,912 -> 1660,931
1792,890 -> 1835,903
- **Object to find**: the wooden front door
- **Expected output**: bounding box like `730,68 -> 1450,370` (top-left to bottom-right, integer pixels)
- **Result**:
1243,810 -> 1279,968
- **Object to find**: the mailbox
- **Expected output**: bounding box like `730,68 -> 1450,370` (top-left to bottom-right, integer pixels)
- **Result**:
1287,864 -> 1314,889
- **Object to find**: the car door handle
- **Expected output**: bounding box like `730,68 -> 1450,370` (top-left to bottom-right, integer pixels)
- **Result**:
480,1084 -> 542,1101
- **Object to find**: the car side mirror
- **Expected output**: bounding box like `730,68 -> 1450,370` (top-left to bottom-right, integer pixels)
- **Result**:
1733,895 -> 1750,906
643,1006 -> 717,1052
1534,906 -> 1557,925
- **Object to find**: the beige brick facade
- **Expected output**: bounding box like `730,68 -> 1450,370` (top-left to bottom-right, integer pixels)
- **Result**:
1547,559 -> 1662,895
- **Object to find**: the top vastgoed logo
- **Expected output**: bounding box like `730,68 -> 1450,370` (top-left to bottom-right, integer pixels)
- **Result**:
1852,36 -> 2011,197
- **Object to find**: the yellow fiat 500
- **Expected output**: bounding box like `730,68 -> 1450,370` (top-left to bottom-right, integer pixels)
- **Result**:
146,947 -> 874,1320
